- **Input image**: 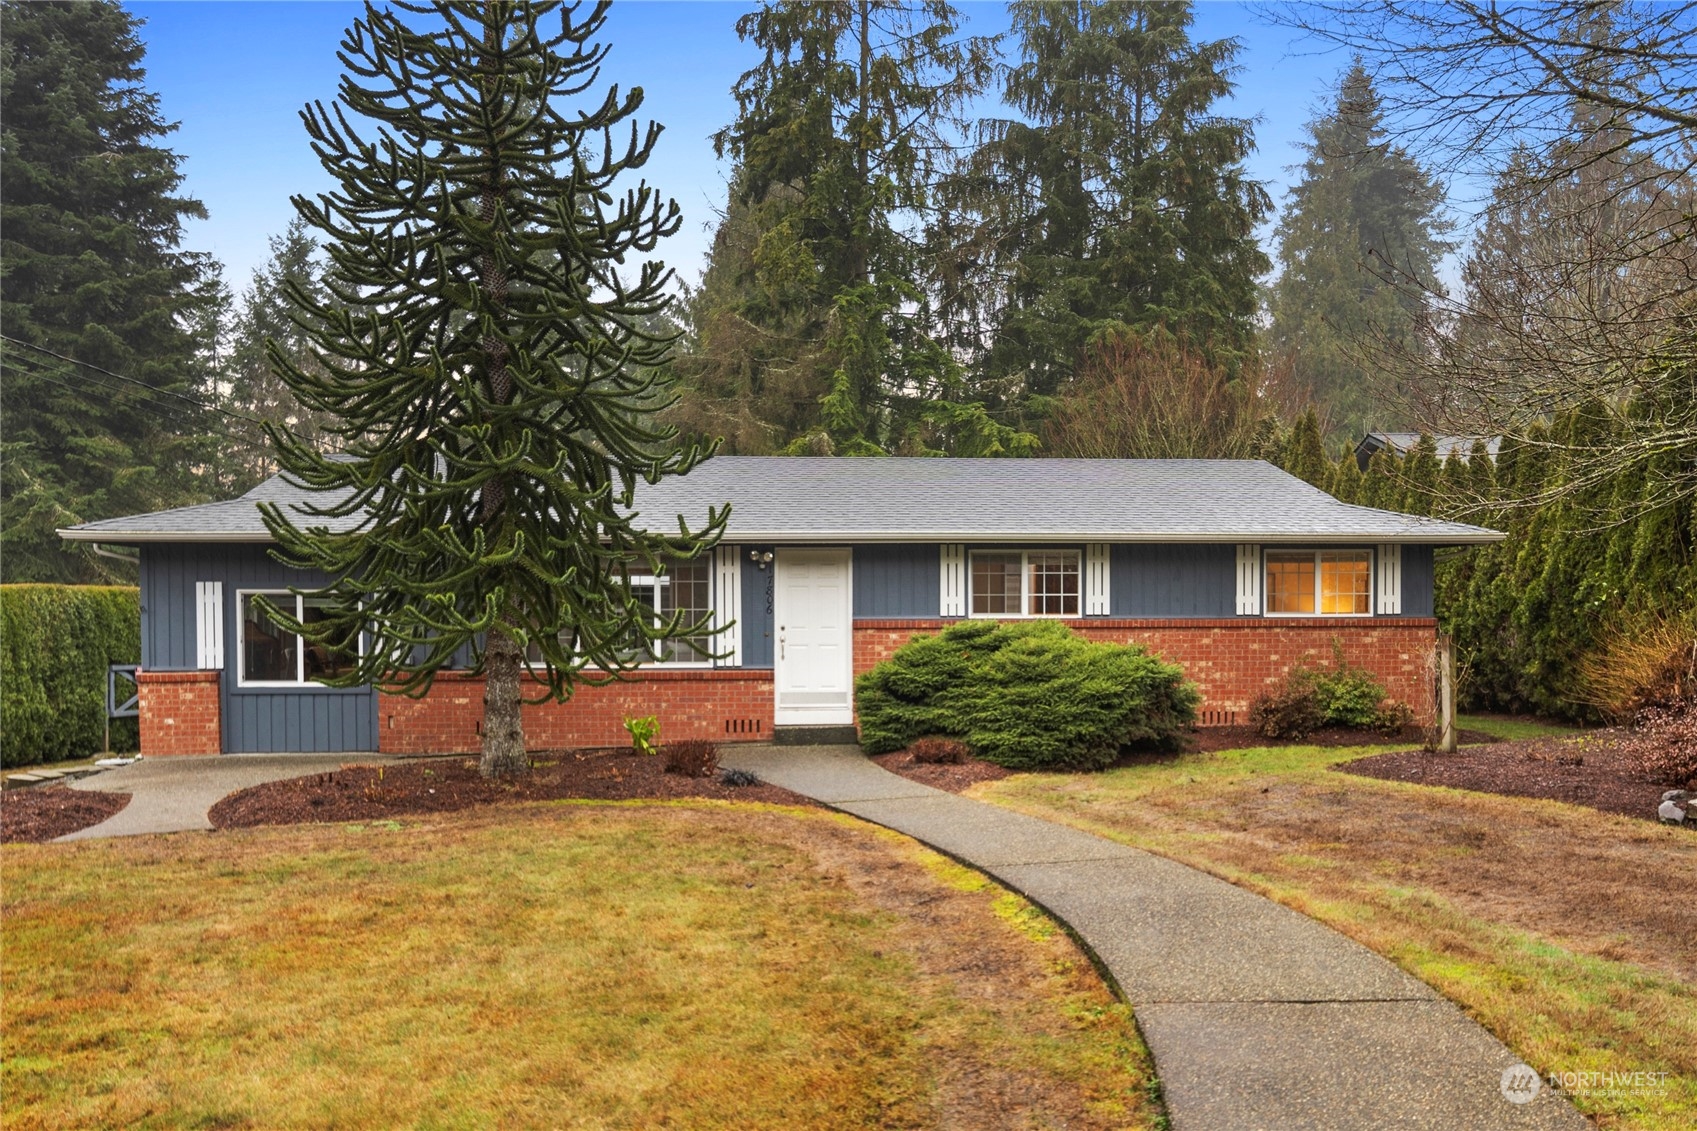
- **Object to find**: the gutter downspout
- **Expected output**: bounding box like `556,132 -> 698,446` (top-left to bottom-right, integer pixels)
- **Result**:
89,543 -> 140,566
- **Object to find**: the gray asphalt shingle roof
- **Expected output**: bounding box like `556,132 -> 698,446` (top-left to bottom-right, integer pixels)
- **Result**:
59,456 -> 1503,545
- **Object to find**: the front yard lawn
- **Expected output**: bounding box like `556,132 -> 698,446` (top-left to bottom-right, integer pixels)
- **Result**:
969,742 -> 1696,1131
2,802 -> 1160,1130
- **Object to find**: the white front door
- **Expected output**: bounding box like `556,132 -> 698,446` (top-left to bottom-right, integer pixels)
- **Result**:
773,548 -> 854,725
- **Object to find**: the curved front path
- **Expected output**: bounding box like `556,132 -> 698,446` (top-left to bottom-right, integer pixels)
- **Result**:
61,754 -> 405,841
722,744 -> 1589,1131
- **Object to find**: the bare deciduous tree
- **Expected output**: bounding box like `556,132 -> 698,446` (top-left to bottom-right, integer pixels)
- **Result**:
1041,331 -> 1296,460
1271,1 -> 1697,512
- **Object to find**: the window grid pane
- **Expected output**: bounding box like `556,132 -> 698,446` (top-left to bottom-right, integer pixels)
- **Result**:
1265,554 -> 1317,614
661,558 -> 713,663
971,553 -> 1022,615
1320,552 -> 1371,615
1027,552 -> 1080,616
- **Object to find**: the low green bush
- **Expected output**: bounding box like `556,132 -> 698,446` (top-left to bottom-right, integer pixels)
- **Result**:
857,620 -> 1198,771
0,585 -> 140,767
1249,642 -> 1411,740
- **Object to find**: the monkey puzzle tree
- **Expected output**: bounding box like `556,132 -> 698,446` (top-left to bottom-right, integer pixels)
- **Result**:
260,0 -> 723,778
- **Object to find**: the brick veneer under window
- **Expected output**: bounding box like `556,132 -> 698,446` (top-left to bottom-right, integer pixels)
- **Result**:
853,618 -> 1440,726
379,668 -> 776,755
137,669 -> 222,756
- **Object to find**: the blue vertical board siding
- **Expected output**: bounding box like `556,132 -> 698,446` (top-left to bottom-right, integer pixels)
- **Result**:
138,544 -> 378,752
853,544 -> 939,617
1110,545 -> 1236,617
740,547 -> 776,668
1400,545 -> 1435,618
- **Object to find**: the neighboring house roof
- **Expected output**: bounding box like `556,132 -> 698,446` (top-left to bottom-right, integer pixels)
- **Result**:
1355,431 -> 1502,470
59,456 -> 1504,545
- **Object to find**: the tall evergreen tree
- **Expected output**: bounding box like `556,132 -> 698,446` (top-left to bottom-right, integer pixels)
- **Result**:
1267,63 -> 1451,442
222,218 -> 338,494
0,0 -> 217,582
942,0 -> 1270,404
677,1 -> 1019,456
261,0 -> 722,778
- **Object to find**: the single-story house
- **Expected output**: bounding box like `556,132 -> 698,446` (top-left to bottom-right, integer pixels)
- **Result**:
60,457 -> 1503,756
1354,431 -> 1502,470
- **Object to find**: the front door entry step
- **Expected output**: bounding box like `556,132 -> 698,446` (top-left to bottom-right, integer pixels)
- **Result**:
773,725 -> 860,746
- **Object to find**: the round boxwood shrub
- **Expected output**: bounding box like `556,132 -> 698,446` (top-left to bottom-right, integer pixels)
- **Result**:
856,620 -> 1198,770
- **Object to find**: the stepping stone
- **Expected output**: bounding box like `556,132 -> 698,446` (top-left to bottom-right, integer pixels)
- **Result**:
6,774 -> 45,784
31,769 -> 68,779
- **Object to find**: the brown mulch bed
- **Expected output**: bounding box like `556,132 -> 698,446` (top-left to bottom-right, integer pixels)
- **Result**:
873,726 -> 1502,796
870,750 -> 1012,793
209,748 -> 816,829
1179,724 -> 1497,753
1337,730 -> 1676,821
2,785 -> 130,844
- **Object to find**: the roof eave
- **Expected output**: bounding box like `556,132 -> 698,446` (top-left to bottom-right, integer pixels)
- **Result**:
57,528 -> 279,544
59,528 -> 1507,546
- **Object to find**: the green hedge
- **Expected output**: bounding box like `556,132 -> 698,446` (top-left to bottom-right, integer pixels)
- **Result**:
857,620 -> 1199,771
0,585 -> 140,767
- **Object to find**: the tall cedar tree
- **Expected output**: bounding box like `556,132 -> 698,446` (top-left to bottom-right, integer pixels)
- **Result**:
260,1 -> 723,778
222,218 -> 340,494
0,0 -> 217,582
940,0 -> 1269,406
679,1 -> 1030,456
1266,63 -> 1451,442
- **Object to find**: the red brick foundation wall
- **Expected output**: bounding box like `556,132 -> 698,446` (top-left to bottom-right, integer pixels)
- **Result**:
854,618 -> 1439,726
379,669 -> 776,755
137,670 -> 222,756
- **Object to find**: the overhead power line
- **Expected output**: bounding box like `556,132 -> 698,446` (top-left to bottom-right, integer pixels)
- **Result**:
0,334 -> 331,451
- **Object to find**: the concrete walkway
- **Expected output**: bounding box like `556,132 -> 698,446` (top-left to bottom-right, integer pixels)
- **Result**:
61,753 -> 402,841
722,744 -> 1589,1131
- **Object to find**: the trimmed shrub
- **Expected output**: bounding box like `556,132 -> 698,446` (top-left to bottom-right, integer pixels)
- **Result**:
857,620 -> 1198,771
855,619 -> 1015,754
907,737 -> 968,764
662,738 -> 719,778
1,585 -> 140,767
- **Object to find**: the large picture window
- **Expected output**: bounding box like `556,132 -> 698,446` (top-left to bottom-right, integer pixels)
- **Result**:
238,592 -> 361,685
1265,550 -> 1372,616
969,550 -> 1080,617
627,557 -> 714,664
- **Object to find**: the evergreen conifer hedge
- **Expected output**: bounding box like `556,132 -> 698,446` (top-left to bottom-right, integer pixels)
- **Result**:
0,586 -> 140,767
857,620 -> 1198,770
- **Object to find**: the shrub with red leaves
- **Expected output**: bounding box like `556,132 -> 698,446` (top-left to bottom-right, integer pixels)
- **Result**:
1623,704 -> 1697,789
662,739 -> 719,778
907,737 -> 969,764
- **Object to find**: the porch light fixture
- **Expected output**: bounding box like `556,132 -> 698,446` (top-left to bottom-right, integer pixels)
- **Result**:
749,549 -> 775,569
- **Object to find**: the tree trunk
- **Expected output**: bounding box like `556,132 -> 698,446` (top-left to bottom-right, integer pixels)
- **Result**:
475,8 -> 525,780
481,624 -> 527,778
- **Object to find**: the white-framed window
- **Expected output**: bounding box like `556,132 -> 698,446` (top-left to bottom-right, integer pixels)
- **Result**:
237,591 -> 361,686
968,550 -> 1081,617
627,556 -> 714,665
1264,550 -> 1373,617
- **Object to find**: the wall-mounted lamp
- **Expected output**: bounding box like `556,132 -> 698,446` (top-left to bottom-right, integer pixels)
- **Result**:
748,549 -> 775,570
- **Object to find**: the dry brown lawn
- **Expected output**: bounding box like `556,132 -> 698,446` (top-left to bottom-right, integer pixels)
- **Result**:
976,743 -> 1697,1130
2,801 -> 1160,1131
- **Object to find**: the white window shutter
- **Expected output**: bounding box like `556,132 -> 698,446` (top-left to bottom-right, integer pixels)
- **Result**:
939,544 -> 966,617
1235,545 -> 1261,615
1085,543 -> 1111,615
195,581 -> 224,669
715,545 -> 742,666
1376,544 -> 1403,615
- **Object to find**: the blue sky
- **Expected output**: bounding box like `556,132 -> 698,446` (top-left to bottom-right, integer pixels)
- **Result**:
131,1 -> 1354,296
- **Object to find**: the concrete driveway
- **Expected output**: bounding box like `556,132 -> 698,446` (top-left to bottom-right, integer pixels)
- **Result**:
61,753 -> 404,841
